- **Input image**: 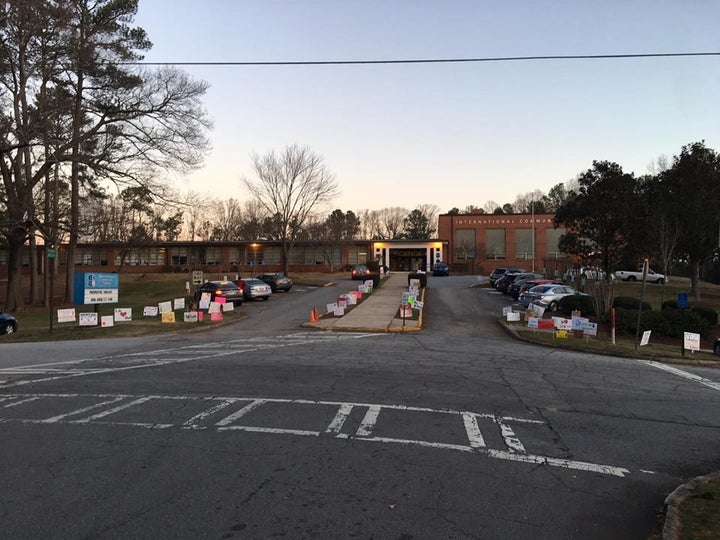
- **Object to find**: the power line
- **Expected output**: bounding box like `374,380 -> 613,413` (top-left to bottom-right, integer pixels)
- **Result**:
120,51 -> 720,66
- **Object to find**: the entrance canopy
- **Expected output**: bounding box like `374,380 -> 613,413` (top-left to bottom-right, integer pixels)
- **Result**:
371,240 -> 447,272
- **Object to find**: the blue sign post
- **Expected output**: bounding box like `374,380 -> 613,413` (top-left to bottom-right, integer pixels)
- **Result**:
73,272 -> 120,305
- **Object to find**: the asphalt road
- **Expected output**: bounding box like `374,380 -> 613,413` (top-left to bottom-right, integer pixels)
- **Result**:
1,275 -> 719,539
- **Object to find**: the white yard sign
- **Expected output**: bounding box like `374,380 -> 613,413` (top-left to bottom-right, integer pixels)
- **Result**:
684,332 -> 701,352
79,312 -> 98,326
57,308 -> 76,323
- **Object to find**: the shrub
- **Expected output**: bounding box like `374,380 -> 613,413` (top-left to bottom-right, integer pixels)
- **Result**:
558,294 -> 596,316
613,296 -> 653,312
690,305 -> 718,327
661,300 -> 679,311
615,307 -> 711,338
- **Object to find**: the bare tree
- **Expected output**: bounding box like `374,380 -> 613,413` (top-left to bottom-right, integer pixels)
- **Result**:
243,144 -> 339,274
376,207 -> 408,239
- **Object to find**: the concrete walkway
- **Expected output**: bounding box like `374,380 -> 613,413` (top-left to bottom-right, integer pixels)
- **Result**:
305,272 -> 423,332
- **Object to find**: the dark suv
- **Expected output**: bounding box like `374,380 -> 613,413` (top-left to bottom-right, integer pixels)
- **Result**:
489,267 -> 525,286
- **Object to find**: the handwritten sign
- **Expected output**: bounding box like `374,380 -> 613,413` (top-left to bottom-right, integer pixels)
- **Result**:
684,332 -> 700,351
113,308 -> 132,322
161,312 -> 176,324
101,315 -> 114,327
158,301 -> 173,314
184,311 -> 199,323
79,313 -> 98,326
173,298 -> 185,311
506,311 -> 520,321
57,308 -> 76,323
143,306 -> 158,317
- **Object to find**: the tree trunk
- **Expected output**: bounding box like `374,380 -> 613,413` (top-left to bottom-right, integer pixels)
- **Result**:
4,233 -> 25,311
690,260 -> 701,301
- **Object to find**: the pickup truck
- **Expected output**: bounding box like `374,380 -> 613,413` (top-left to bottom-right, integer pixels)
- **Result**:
613,268 -> 666,284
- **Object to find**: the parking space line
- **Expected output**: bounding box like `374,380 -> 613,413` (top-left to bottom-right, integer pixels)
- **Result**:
40,396 -> 128,424
182,398 -> 239,430
71,396 -> 154,423
463,413 -> 486,448
215,399 -> 265,427
325,403 -> 354,435
357,405 -> 381,437
218,426 -> 320,437
3,396 -> 41,408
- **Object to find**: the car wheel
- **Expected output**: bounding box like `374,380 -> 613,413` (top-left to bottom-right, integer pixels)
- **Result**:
548,301 -> 559,312
627,276 -> 636,281
714,341 -> 720,356
656,278 -> 665,285
262,296 -> 269,301
284,288 -> 291,293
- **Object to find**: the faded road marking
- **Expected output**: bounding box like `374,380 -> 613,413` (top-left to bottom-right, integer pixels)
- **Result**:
0,392 -> 640,478
641,360 -> 720,392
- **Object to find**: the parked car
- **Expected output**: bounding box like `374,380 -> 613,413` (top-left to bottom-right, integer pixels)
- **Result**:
489,267 -> 526,286
256,273 -> 293,293
714,337 -> 720,356
507,275 -> 550,300
195,281 -> 244,306
432,262 -> 450,276
237,278 -> 271,301
519,284 -> 584,312
495,271 -> 529,294
0,311 -> 18,335
351,264 -> 372,280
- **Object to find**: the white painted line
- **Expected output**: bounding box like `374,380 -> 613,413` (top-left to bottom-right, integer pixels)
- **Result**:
356,405 -> 381,437
182,399 -> 239,430
325,403 -> 354,435
497,420 -> 527,454
215,399 -> 265,427
462,413 -> 486,448
87,421 -> 175,429
641,360 -> 720,392
40,396 -> 127,423
3,396 -> 42,408
484,449 -> 630,478
218,426 -> 320,437
71,396 -> 154,423
361,436 -> 475,453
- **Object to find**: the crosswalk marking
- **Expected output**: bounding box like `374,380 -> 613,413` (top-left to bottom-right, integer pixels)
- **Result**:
0,391 -> 636,478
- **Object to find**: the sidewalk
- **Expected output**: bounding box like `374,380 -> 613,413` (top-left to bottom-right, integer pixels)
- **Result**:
305,272 -> 423,332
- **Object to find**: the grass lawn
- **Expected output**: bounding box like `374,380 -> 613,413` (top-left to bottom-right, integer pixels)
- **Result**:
1,271 -> 341,343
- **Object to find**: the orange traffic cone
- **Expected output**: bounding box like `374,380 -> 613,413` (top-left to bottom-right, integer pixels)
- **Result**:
310,306 -> 319,323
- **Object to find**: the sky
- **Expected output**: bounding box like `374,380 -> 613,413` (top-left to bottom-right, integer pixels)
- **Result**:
133,0 -> 720,214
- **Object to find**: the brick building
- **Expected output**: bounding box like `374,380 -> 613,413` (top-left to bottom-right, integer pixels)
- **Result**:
437,212 -> 571,276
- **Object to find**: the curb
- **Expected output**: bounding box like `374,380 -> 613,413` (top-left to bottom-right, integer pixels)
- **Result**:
662,471 -> 720,539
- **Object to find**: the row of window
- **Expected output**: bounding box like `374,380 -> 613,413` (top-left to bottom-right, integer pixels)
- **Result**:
0,245 -> 367,267
454,227 -> 566,260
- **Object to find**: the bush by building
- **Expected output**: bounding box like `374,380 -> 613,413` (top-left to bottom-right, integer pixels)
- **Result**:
613,296 -> 653,312
615,307 -> 711,338
558,294 -> 596,316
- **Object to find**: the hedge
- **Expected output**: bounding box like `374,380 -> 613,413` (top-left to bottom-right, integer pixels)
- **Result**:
558,295 -> 596,316
614,307 -> 711,338
613,296 -> 653,312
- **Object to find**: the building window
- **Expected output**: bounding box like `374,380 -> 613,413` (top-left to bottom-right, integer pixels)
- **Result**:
546,227 -> 566,258
515,229 -> 534,260
454,229 -> 476,261
347,246 -> 367,265
486,229 -> 506,259
170,247 -> 188,266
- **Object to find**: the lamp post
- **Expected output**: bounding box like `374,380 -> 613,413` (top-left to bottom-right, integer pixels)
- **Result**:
531,198 -> 535,272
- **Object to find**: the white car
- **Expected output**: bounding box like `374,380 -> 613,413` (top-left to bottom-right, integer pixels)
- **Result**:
614,268 -> 666,284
